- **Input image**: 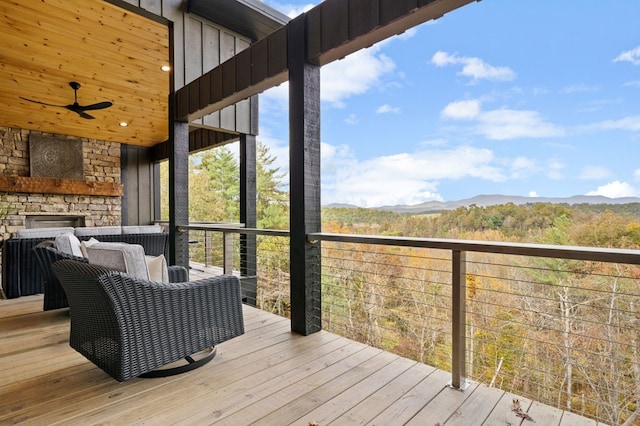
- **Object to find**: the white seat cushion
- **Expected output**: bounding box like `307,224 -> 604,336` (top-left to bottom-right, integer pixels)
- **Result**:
121,225 -> 163,234
75,226 -> 122,237
15,227 -> 75,239
54,233 -> 84,257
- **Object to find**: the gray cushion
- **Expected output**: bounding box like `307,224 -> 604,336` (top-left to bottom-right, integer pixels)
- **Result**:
85,242 -> 149,280
74,226 -> 122,236
54,233 -> 84,257
15,227 -> 76,239
121,225 -> 163,234
79,237 -> 101,258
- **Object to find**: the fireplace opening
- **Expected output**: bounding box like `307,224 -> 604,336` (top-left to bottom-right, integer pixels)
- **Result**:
25,215 -> 85,229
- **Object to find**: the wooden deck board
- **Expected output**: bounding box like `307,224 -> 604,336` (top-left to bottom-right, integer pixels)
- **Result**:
444,383 -> 505,425
329,362 -> 435,425
0,295 -> 600,425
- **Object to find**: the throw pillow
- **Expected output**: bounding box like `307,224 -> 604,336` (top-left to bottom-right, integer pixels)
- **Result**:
145,254 -> 169,282
55,233 -> 83,257
80,237 -> 101,258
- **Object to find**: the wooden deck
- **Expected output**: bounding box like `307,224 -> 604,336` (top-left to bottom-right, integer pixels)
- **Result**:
0,295 -> 601,425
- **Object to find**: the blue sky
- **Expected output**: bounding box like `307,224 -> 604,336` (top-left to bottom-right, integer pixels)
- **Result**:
258,0 -> 640,207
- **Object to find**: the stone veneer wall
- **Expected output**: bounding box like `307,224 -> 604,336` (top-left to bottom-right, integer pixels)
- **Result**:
0,126 -> 122,240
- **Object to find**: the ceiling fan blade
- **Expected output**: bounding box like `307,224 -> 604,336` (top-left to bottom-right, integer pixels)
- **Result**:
75,101 -> 113,111
67,108 -> 95,119
19,96 -> 65,108
21,83 -> 109,119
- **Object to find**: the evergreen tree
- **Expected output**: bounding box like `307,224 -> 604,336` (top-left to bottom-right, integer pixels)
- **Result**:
256,141 -> 288,229
196,147 -> 240,221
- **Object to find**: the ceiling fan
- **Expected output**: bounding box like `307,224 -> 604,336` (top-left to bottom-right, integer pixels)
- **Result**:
20,81 -> 113,120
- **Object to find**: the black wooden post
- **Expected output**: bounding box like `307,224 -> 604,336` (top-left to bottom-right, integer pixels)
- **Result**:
169,120 -> 190,267
240,133 -> 257,306
288,14 -> 322,335
168,21 -> 189,268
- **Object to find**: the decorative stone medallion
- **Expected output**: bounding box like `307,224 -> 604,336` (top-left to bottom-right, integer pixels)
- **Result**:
29,135 -> 83,180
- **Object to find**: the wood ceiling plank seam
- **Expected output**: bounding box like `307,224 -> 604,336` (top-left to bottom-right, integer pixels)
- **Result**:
0,48 -> 167,93
0,19 -> 168,71
0,65 -> 169,104
0,26 -> 165,65
6,22 -> 168,64
9,0 -> 169,43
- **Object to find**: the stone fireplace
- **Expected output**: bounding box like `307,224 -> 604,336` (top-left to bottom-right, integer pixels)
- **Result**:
25,215 -> 86,229
0,126 -> 122,240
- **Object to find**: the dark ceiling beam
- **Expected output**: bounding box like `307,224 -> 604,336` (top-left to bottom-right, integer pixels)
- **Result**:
150,127 -> 239,161
308,0 -> 478,66
175,0 -> 477,122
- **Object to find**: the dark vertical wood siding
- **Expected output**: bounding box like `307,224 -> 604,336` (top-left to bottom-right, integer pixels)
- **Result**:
120,0 -> 254,135
121,145 -> 154,225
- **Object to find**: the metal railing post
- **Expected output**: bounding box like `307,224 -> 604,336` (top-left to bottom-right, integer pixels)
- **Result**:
223,231 -> 233,275
204,230 -> 212,267
450,249 -> 469,390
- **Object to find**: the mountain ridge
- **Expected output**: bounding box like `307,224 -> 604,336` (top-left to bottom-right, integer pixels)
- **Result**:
325,194 -> 640,214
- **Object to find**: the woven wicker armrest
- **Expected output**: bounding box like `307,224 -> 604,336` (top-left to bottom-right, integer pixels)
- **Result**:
52,259 -> 245,382
33,245 -> 89,310
167,265 -> 188,282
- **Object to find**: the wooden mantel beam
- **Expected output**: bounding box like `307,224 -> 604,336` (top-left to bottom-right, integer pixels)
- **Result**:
0,176 -> 123,197
175,0 -> 477,122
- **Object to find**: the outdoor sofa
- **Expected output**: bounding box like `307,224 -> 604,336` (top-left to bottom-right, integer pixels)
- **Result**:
2,225 -> 168,299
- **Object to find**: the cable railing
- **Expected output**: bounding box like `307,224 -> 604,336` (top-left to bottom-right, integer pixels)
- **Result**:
177,224 -> 640,425
179,223 -> 290,311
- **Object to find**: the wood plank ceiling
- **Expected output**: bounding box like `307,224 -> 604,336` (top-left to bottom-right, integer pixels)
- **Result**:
0,0 -> 170,147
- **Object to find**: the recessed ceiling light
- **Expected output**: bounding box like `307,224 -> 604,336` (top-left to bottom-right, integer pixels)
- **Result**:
119,121 -> 128,127
161,65 -> 171,72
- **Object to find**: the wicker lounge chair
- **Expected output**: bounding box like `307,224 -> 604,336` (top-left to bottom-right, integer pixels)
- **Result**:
52,259 -> 245,382
33,243 -> 188,311
33,242 -> 88,311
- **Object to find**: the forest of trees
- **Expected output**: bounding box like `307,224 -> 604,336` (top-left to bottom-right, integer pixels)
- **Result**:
161,143 -> 640,425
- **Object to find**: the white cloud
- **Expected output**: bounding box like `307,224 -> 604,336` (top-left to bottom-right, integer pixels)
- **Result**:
261,45 -> 396,110
546,160 -> 565,180
529,191 -> 539,197
265,2 -> 315,18
344,114 -> 358,125
322,47 -> 396,107
509,157 -> 537,178
477,109 -> 565,140
441,99 -> 564,140
322,145 -> 508,207
376,104 -> 401,114
586,115 -> 640,132
614,46 -> 640,66
441,100 -> 481,120
587,181 -> 639,198
396,27 -> 418,41
562,84 -> 600,94
420,138 -> 448,147
579,166 -> 611,180
634,169 -> 640,180
431,51 -> 516,82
